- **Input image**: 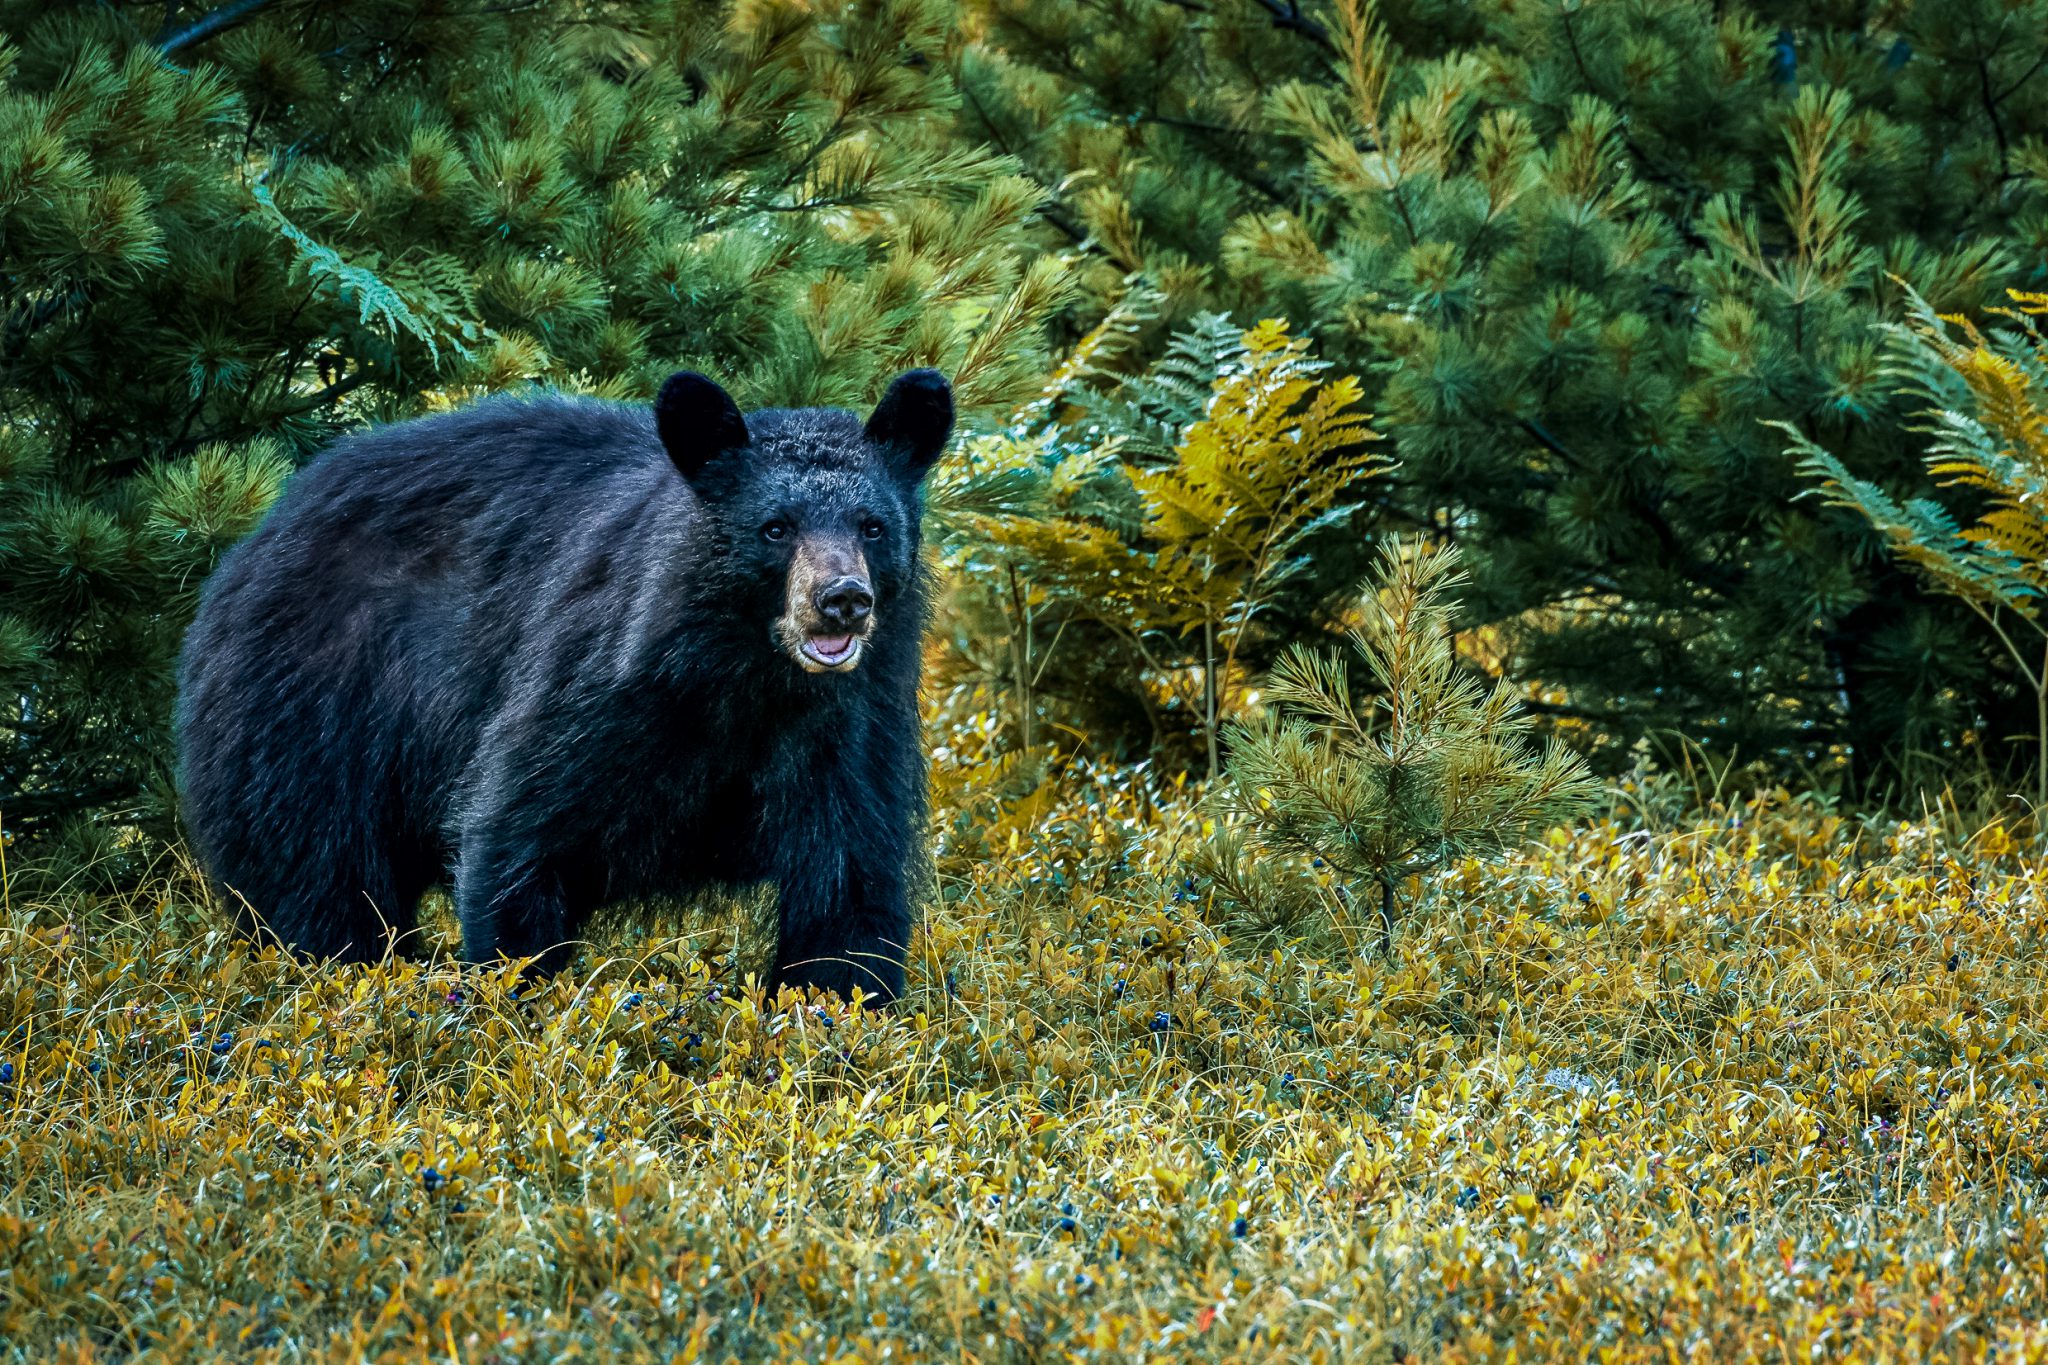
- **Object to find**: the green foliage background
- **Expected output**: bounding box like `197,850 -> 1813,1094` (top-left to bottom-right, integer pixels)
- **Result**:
7,0 -> 2048,861
0,0 -> 1066,863
958,0 -> 2048,787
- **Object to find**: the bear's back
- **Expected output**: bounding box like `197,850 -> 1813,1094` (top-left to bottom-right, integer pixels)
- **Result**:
258,393 -> 679,582
183,392 -> 694,735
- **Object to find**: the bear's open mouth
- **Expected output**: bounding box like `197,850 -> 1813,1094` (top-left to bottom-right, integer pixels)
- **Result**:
798,631 -> 864,671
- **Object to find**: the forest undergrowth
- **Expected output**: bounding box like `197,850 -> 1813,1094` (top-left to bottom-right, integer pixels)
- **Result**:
4,732 -> 2047,1362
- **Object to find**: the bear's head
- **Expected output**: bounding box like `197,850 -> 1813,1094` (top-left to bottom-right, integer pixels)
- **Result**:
654,368 -> 953,676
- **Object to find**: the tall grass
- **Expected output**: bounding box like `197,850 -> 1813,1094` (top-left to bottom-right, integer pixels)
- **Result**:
3,751 -> 2047,1360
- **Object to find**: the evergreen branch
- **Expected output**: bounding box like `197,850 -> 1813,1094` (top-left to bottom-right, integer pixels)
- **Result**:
956,81 -> 1092,250
0,287 -> 92,373
1515,417 -> 1740,600
1978,57 -> 2012,178
1993,50 -> 2048,107
288,367 -> 377,415
1141,114 -> 1294,207
0,286 -> 88,345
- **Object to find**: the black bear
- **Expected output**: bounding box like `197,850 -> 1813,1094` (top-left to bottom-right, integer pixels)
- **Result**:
174,369 -> 953,1004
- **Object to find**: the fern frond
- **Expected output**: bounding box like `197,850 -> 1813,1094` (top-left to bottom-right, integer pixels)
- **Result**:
251,180 -> 470,364
1788,291 -> 2048,624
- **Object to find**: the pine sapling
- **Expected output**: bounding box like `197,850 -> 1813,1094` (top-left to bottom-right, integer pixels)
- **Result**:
1217,538 -> 1600,955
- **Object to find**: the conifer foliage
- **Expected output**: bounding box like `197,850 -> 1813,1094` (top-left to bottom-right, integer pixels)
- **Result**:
0,0 -> 1063,862
958,0 -> 2048,785
1215,538 -> 1598,954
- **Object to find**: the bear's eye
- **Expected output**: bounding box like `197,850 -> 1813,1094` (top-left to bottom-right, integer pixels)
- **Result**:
862,519 -> 886,541
761,521 -> 789,542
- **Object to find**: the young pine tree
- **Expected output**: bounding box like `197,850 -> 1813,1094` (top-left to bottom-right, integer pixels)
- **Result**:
0,0 -> 1065,869
1216,538 -> 1599,955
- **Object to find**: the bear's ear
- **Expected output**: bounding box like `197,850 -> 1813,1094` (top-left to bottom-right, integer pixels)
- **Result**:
656,370 -> 749,482
864,369 -> 954,483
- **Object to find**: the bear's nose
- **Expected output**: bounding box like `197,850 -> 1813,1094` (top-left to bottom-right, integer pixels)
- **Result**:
815,576 -> 873,628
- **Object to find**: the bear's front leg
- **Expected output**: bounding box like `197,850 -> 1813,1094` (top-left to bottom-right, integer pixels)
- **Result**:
768,856 -> 911,1006
454,836 -> 576,977
753,715 -> 921,1007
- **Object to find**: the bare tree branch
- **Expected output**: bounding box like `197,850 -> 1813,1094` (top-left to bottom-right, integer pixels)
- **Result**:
1248,0 -> 1333,53
156,0 -> 279,57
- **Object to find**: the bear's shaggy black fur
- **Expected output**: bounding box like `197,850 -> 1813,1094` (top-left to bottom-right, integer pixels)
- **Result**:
174,369 -> 953,1004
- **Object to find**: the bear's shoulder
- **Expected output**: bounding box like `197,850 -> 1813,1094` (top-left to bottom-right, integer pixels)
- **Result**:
279,392 -> 671,529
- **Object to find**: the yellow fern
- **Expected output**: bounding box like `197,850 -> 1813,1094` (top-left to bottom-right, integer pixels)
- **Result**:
965,318 -> 1384,772
1793,283 -> 2048,800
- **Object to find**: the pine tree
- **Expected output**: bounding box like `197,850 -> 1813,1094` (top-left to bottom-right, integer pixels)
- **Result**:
0,0 -> 1064,867
1214,537 -> 1598,954
956,0 -> 2048,789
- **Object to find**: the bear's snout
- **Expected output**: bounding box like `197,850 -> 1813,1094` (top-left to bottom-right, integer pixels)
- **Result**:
814,575 -> 873,630
779,539 -> 876,673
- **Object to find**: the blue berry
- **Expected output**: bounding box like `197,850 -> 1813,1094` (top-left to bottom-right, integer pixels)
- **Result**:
421,1167 -> 446,1193
1149,1012 -> 1172,1033
1231,1216 -> 1249,1237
